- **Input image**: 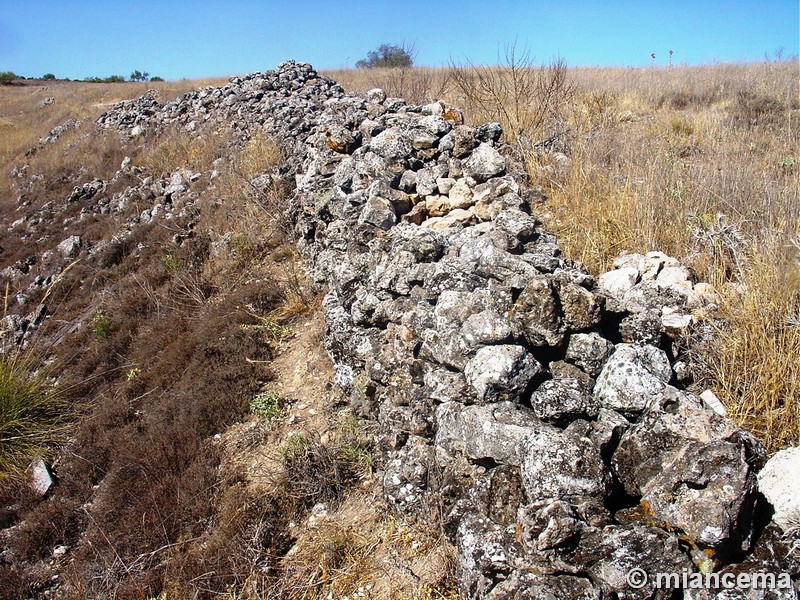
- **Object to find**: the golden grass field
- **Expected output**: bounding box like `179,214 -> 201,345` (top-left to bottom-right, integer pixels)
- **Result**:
1,60 -> 798,453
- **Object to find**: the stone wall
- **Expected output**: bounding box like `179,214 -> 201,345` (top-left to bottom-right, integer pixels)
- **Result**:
51,61 -> 800,597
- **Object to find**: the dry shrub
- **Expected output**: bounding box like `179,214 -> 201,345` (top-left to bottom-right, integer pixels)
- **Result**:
5,213 -> 286,596
448,44 -> 574,146
15,124 -> 133,206
324,66 -> 451,105
138,124 -> 231,176
274,420 -> 373,509
162,485 -> 292,599
730,89 -> 787,129
215,131 -> 289,219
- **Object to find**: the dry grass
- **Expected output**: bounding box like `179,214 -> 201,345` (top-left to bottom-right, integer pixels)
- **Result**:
277,493 -> 458,600
324,66 -> 452,106
702,247 -> 800,451
536,62 -> 799,451
331,60 -> 800,451
0,78 -> 227,179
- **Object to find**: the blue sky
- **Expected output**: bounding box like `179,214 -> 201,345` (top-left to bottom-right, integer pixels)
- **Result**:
1,1 -> 797,80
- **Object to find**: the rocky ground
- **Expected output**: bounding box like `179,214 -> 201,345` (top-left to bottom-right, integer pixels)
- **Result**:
1,61 -> 798,598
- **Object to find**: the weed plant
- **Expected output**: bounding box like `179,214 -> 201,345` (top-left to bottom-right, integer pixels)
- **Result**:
0,357 -> 69,485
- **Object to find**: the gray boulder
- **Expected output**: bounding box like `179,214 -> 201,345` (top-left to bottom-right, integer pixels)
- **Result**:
464,344 -> 542,402
518,425 -> 610,502
57,235 -> 82,259
463,142 -> 506,182
594,344 -> 672,414
358,195 -> 396,230
529,377 -> 599,425
436,401 -> 540,466
566,333 -> 615,377
369,126 -> 412,160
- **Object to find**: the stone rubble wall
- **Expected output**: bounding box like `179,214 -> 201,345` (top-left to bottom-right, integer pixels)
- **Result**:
8,61 -> 797,598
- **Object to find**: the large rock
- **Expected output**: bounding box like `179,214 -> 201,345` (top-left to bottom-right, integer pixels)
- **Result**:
641,439 -> 756,552
57,235 -> 82,259
529,377 -> 599,425
758,446 -> 800,533
565,333 -> 615,377
512,276 -> 564,347
613,387 -> 760,554
464,344 -> 542,402
369,126 -> 412,160
463,143 -> 506,182
518,425 -> 610,502
436,401 -> 540,466
593,344 -> 672,414
577,525 -> 692,599
358,195 -> 396,230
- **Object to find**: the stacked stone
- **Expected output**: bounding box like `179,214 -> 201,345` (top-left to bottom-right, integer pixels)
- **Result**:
97,61 -> 346,154
286,81 -> 796,596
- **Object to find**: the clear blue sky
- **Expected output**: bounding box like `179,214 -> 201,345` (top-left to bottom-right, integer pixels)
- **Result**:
1,1 -> 798,80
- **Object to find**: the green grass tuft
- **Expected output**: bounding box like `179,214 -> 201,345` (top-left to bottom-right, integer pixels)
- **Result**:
0,356 -> 69,484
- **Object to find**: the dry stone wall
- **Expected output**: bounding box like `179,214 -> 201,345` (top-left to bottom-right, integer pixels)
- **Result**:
17,61 -> 797,597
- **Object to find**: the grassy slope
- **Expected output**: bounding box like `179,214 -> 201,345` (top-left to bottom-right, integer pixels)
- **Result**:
0,76 -> 455,599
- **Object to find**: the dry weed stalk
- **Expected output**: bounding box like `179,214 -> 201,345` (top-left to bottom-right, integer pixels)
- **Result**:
448,43 -> 574,146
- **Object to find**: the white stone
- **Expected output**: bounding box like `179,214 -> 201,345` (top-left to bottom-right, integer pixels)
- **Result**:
448,179 -> 474,209
661,308 -> 693,335
30,458 -> 54,496
699,389 -> 727,416
758,446 -> 800,532
656,265 -> 693,288
57,235 -> 81,259
597,267 -> 640,298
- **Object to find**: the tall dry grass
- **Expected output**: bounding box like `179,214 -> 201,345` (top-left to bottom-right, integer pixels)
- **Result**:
538,62 -> 799,451
330,60 -> 800,451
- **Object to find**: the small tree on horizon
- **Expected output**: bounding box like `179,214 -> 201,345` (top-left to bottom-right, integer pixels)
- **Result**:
356,43 -> 415,69
130,70 -> 150,82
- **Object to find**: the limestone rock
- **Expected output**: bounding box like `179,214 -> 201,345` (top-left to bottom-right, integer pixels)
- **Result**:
463,143 -> 506,182
57,235 -> 82,259
529,377 -> 599,425
518,424 -> 610,501
436,401 -> 540,466
593,344 -> 672,414
29,458 -> 55,497
358,195 -> 396,230
464,344 -> 542,402
565,333 -> 615,377
758,446 -> 800,533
